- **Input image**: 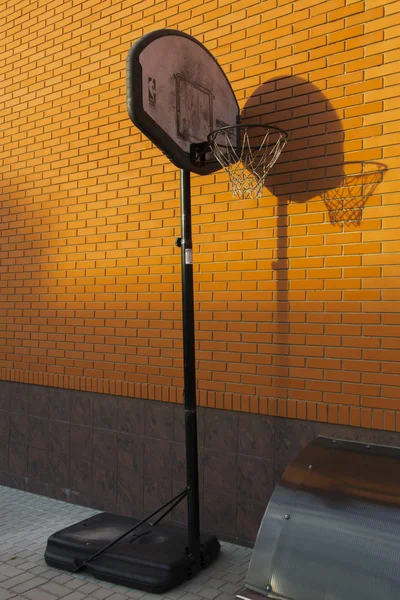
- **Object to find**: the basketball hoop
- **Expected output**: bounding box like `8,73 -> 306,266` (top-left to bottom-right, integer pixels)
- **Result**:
206,124 -> 288,199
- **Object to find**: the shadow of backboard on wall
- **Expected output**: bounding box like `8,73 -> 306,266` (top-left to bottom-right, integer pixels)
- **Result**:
241,76 -> 345,205
238,77 -> 346,415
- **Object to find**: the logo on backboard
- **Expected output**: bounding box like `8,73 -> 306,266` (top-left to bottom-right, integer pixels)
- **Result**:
148,77 -> 156,107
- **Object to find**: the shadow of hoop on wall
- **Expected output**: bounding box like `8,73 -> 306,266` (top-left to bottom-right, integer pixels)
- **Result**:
320,161 -> 387,226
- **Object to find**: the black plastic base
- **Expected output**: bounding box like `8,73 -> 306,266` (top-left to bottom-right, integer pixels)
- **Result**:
45,513 -> 220,593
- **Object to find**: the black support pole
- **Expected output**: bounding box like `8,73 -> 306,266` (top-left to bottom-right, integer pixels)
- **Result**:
180,169 -> 201,573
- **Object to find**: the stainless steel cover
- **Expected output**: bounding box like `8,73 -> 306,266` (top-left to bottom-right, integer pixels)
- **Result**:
245,436 -> 400,600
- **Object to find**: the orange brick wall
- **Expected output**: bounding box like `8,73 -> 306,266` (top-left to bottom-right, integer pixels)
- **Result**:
0,0 -> 399,430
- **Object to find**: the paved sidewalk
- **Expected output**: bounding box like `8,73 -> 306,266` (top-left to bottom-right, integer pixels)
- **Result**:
0,486 -> 251,600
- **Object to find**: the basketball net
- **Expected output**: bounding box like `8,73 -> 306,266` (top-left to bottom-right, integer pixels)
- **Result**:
208,125 -> 288,199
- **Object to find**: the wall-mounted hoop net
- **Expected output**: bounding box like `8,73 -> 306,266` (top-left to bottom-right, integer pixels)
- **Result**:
208,124 -> 288,199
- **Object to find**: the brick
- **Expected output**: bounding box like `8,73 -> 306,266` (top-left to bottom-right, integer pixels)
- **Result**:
24,589 -> 62,600
1,572 -> 39,590
329,24 -> 363,43
0,566 -> 25,579
328,1 -> 366,22
0,589 -> 18,600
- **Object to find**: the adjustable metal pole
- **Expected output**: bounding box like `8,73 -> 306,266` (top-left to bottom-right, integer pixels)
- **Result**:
180,169 -> 201,572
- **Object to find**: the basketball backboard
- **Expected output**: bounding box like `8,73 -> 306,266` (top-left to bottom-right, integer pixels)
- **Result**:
126,29 -> 240,175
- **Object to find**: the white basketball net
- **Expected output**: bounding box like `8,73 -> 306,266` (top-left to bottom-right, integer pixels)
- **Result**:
209,126 -> 288,199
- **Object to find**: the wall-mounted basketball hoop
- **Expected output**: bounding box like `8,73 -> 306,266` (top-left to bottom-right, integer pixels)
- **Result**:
44,28 -> 288,594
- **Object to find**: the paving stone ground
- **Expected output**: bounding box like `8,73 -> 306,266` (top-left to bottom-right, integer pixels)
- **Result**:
0,487 -> 251,600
